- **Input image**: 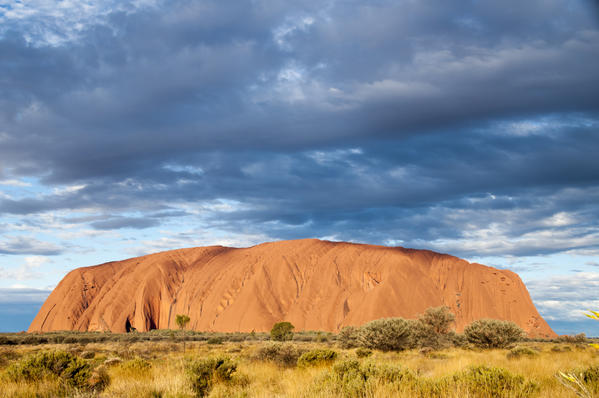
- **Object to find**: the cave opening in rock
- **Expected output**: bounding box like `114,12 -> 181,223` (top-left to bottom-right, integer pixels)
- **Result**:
125,318 -> 133,333
148,318 -> 157,330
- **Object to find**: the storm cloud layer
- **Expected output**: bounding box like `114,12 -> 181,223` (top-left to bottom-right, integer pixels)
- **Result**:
1,0 -> 598,333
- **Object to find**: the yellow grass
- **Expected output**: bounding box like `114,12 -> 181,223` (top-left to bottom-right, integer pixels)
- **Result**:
0,341 -> 597,397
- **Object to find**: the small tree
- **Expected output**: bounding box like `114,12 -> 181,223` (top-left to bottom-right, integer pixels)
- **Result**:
412,306 -> 456,349
176,314 -> 191,353
271,321 -> 295,341
419,306 -> 455,334
176,314 -> 191,330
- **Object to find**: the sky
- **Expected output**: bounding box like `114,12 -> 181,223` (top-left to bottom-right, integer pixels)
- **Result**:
0,0 -> 598,335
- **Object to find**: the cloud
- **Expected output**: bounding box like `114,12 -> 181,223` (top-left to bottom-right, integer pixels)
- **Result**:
0,236 -> 62,255
527,273 -> 599,321
0,286 -> 52,303
91,217 -> 160,230
0,2 -> 596,263
0,256 -> 49,280
0,179 -> 31,187
0,1 -> 597,333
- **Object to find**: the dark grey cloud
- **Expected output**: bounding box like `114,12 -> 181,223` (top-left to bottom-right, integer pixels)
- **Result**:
0,0 -> 597,179
0,0 -> 597,260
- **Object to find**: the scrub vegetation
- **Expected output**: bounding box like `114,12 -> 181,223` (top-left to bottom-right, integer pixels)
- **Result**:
0,309 -> 596,397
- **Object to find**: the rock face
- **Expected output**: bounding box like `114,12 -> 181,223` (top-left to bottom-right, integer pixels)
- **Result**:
29,239 -> 555,337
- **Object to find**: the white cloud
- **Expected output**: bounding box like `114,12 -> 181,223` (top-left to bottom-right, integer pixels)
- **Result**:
0,286 -> 52,303
0,0 -> 159,45
0,179 -> 31,187
0,236 -> 62,255
129,229 -> 273,257
52,184 -> 87,195
273,15 -> 315,50
527,272 -> 599,321
0,255 -> 50,281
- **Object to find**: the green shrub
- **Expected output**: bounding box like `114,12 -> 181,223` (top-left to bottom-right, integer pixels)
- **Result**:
104,357 -> 123,366
6,350 -> 95,391
337,326 -> 360,349
464,319 -> 525,349
120,357 -> 152,375
316,332 -> 329,343
580,365 -> 599,394
557,333 -> 587,343
254,343 -> 305,367
6,351 -> 78,382
80,350 -> 95,359
0,348 -> 19,367
297,349 -> 337,367
270,321 -> 295,341
453,366 -> 538,397
361,362 -> 416,385
0,336 -> 17,345
358,318 -> 413,351
62,357 -> 93,389
507,346 -> 539,359
187,356 -> 237,397
88,365 -> 111,392
447,331 -> 468,347
355,348 -> 372,358
316,359 -> 415,397
207,337 -> 224,345
328,359 -> 370,398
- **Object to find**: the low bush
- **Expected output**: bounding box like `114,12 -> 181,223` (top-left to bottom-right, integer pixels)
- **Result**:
337,326 -> 360,349
557,333 -> 587,344
325,360 -> 371,398
5,350 -> 104,391
80,350 -> 95,359
507,346 -> 539,359
297,349 -> 337,367
452,332 -> 469,348
453,366 -> 538,397
120,357 -> 152,376
358,318 -> 412,351
579,365 -> 599,394
0,348 -> 19,367
104,357 -> 123,366
61,357 -> 93,389
315,359 -> 415,397
187,356 -> 237,397
88,365 -> 111,392
0,336 -> 17,345
464,319 -> 524,349
355,348 -> 372,358
315,332 -> 329,343
254,343 -> 306,367
207,337 -> 223,345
